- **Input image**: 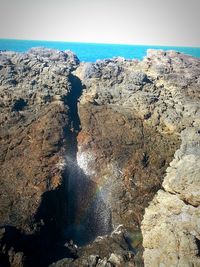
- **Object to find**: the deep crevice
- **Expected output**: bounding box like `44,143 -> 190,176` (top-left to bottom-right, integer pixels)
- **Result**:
64,74 -> 113,246
0,73 -> 112,267
0,70 -> 180,266
195,237 -> 200,257
0,224 -> 77,267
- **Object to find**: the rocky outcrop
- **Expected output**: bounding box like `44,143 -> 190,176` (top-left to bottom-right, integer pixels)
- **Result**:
0,48 -> 199,267
75,50 -> 200,266
140,51 -> 200,267
0,47 -> 79,229
75,55 -> 180,233
50,227 -> 137,267
141,129 -> 200,267
0,48 -> 80,266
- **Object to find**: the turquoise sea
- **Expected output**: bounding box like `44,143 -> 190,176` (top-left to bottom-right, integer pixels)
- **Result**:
0,39 -> 200,62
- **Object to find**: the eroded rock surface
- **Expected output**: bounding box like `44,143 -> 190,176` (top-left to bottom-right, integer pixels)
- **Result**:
0,48 -> 200,267
0,48 -> 80,266
50,227 -> 136,267
142,128 -> 200,267
140,51 -> 200,267
75,50 -> 200,267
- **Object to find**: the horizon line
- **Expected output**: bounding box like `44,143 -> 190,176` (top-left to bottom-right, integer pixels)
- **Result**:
0,37 -> 200,49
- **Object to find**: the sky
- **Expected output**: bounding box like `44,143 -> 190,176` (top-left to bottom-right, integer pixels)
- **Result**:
0,0 -> 199,47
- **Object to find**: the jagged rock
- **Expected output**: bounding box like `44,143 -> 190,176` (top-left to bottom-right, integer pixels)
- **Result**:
0,48 -> 80,266
141,130 -> 200,267
96,258 -> 110,267
76,51 -> 188,233
88,255 -> 100,266
8,247 -> 24,267
163,128 -> 200,206
75,50 -> 200,267
63,229 -> 135,266
0,48 -> 79,231
108,253 -> 123,266
0,48 -> 200,267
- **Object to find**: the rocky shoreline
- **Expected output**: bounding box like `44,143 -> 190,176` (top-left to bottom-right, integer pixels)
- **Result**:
0,48 -> 199,267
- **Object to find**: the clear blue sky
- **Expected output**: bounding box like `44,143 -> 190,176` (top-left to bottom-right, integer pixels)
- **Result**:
0,0 -> 199,46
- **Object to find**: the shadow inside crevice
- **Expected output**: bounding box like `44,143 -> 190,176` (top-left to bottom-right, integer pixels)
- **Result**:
0,73 -> 112,267
195,237 -> 200,257
65,73 -> 85,133
63,74 -> 113,246
64,156 -> 112,246
0,223 -> 77,267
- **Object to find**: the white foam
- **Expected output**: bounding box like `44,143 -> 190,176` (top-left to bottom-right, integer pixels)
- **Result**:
77,150 -> 95,176
111,224 -> 124,236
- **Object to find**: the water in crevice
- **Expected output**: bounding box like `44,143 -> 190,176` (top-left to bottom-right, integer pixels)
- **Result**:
0,74 -> 112,267
64,74 -> 112,246
65,156 -> 112,246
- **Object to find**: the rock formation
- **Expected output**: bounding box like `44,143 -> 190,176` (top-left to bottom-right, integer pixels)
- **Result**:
142,128 -> 200,267
0,48 -> 80,266
139,51 -> 200,267
0,48 -> 199,267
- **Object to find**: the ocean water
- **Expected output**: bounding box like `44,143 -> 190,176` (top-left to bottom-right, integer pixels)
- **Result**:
0,39 -> 200,62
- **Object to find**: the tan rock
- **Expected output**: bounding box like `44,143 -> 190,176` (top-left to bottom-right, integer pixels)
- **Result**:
142,128 -> 200,267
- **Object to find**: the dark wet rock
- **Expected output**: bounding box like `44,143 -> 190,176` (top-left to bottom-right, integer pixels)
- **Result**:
50,228 -> 136,266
